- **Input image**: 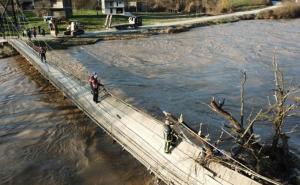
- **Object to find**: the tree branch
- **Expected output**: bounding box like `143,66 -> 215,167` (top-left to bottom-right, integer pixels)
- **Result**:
209,97 -> 243,133
240,71 -> 246,127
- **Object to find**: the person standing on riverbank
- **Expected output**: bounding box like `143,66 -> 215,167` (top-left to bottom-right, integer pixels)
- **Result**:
41,29 -> 45,36
27,29 -> 32,41
38,26 -> 41,35
33,27 -> 37,38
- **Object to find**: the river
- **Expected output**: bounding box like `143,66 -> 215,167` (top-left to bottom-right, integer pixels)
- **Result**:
0,56 -> 153,184
67,19 -> 300,152
0,19 -> 300,184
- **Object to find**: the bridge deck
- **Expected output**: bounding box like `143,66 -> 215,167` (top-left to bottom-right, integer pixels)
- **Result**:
8,39 -> 263,185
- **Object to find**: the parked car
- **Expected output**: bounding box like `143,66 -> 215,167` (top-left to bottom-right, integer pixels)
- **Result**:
43,16 -> 53,22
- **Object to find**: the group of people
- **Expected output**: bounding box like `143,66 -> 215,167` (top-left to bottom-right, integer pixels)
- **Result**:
89,72 -> 104,103
23,26 -> 46,40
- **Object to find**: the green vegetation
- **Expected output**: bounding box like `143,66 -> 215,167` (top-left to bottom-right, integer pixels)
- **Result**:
20,9 -> 205,32
23,11 -> 51,33
72,10 -> 128,30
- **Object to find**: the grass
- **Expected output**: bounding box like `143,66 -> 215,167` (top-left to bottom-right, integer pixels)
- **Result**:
23,11 -> 51,33
72,9 -> 128,30
18,10 -> 206,33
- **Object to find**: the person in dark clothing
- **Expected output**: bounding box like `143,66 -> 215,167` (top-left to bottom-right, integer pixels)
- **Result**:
33,27 -> 37,38
163,120 -> 177,154
27,29 -> 32,41
39,46 -> 47,62
88,72 -> 96,90
90,73 -> 104,103
164,122 -> 173,153
38,26 -> 41,34
41,28 -> 45,36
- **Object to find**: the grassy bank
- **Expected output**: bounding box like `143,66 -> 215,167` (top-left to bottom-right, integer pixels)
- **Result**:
23,10 -> 203,32
206,0 -> 270,14
258,2 -> 300,19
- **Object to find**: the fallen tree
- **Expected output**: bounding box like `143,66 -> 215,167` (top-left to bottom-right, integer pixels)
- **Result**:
208,54 -> 300,182
165,53 -> 300,184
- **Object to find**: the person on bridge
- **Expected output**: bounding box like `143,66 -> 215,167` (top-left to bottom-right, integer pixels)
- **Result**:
39,46 -> 47,63
90,73 -> 104,103
89,72 -> 96,90
164,120 -> 175,154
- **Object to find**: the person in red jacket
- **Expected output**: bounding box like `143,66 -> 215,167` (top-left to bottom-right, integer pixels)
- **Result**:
89,73 -> 104,103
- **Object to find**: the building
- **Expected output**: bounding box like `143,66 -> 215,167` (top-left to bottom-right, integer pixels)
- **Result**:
49,0 -> 72,18
101,0 -> 125,15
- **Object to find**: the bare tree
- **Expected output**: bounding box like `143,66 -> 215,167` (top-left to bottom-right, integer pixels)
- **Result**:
208,53 -> 299,178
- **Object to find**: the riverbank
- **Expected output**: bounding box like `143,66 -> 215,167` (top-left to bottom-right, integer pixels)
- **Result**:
80,4 -> 282,38
21,4 -> 300,46
257,2 -> 300,19
0,42 -> 18,58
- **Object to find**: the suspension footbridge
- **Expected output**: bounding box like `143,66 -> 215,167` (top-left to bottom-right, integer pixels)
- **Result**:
1,2 -> 282,184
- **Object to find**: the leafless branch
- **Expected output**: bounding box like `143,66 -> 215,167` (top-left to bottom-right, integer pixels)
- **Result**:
209,97 -> 243,133
285,125 -> 299,135
240,70 -> 247,127
242,109 -> 262,139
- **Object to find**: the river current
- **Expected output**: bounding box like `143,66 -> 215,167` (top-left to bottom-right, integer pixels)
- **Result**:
1,19 -> 300,184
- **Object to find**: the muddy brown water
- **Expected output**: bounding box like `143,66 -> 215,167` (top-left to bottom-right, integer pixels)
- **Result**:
1,19 -> 300,184
65,20 -> 300,154
0,56 -> 153,185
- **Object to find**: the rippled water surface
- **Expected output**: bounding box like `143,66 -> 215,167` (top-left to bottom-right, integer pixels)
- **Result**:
67,19 -> 300,153
0,56 -> 153,185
